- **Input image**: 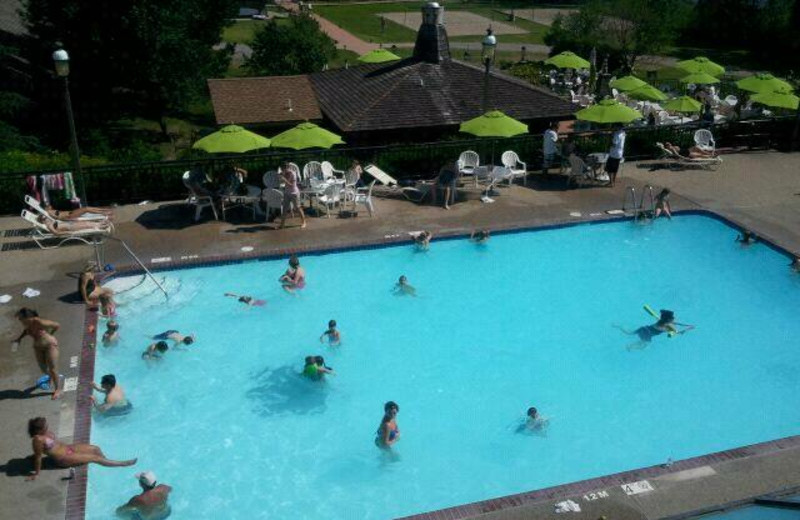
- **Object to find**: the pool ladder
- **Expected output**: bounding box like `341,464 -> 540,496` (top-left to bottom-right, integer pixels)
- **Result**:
94,238 -> 169,300
623,185 -> 656,220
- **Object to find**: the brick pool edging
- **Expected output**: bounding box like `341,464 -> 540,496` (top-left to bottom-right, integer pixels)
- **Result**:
64,208 -> 799,520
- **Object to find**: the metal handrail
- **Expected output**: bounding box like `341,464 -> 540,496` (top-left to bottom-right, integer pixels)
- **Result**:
109,238 -> 169,300
623,186 -> 637,215
639,185 -> 655,216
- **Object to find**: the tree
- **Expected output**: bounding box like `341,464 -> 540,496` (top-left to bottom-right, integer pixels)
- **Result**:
246,14 -> 336,76
545,0 -> 693,73
22,0 -> 237,136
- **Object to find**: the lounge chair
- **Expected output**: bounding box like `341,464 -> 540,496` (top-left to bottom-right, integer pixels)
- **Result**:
24,195 -> 108,222
364,164 -> 398,186
401,183 -> 432,203
183,171 -> 218,222
655,142 -> 722,171
21,209 -> 112,249
501,151 -> 527,186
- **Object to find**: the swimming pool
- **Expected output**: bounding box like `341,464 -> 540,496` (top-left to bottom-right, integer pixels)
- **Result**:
86,214 -> 800,520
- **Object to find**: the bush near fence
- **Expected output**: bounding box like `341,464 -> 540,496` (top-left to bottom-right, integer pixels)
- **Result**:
0,117 -> 793,215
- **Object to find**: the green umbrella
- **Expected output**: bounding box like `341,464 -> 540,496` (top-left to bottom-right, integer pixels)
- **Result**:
736,73 -> 794,94
459,110 -> 528,138
192,124 -> 271,153
663,95 -> 703,113
270,122 -> 345,150
680,72 -> 721,85
358,48 -> 401,63
575,99 -> 643,123
676,57 -> 725,77
609,75 -> 647,92
626,84 -> 668,101
750,88 -> 799,110
544,51 -> 590,70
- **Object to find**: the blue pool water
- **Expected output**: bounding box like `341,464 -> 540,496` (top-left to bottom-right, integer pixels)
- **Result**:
86,214 -> 800,520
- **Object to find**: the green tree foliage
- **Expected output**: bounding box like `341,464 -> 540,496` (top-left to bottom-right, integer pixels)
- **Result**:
246,14 -> 336,76
545,0 -> 693,73
21,0 -> 237,134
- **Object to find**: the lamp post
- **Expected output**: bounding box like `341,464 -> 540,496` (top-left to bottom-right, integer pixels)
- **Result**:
52,48 -> 87,206
481,27 -> 497,113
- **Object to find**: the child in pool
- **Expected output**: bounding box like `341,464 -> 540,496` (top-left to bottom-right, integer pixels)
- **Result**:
99,293 -> 116,318
102,321 -> 120,346
414,231 -> 432,251
142,341 -> 169,360
224,293 -> 265,306
617,309 -> 694,351
394,276 -> 416,297
736,230 -> 757,245
320,320 -> 341,346
470,229 -> 490,243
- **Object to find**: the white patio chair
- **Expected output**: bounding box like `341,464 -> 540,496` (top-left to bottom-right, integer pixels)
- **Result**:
321,161 -> 344,179
566,154 -> 594,188
694,129 -> 716,153
316,183 -> 341,218
342,168 -> 360,205
261,188 -> 284,221
501,151 -> 527,186
724,95 -> 738,107
354,180 -> 377,217
457,150 -> 480,187
21,209 -> 112,249
303,161 -> 324,182
221,184 -> 262,221
182,170 -> 218,222
262,170 -> 281,190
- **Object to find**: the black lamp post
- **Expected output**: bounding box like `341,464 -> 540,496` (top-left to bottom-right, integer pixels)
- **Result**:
481,27 -> 497,113
52,47 -> 87,206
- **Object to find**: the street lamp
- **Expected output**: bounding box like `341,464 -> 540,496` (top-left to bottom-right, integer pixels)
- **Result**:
481,27 -> 497,113
52,47 -> 87,206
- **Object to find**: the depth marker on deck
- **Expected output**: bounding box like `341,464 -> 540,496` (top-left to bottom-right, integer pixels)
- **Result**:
69,355 -> 78,368
63,377 -> 78,392
151,257 -> 172,264
621,480 -> 654,495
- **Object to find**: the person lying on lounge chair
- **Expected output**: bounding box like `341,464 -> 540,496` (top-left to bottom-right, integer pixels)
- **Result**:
45,205 -> 113,220
37,215 -> 111,235
663,142 -> 716,159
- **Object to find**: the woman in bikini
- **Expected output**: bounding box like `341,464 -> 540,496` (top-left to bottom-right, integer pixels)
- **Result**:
13,309 -> 61,400
37,215 -> 111,235
79,265 -> 115,308
375,401 -> 400,448
45,205 -> 113,220
279,255 -> 306,293
26,417 -> 136,480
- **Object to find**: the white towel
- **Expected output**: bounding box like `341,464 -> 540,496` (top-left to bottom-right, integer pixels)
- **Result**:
0,294 -> 11,304
22,288 -> 41,298
554,500 -> 581,513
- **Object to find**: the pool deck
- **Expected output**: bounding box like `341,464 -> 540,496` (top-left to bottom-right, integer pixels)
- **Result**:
1,150 -> 799,520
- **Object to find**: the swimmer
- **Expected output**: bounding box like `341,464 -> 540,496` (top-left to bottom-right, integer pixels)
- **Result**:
302,355 -> 333,380
102,321 -> 120,346
116,471 -> 172,520
736,230 -> 757,245
99,292 -> 116,318
526,407 -> 549,432
617,309 -> 694,351
279,255 -> 306,293
393,275 -> 416,297
375,401 -> 400,448
320,320 -> 341,346
91,374 -> 132,415
792,257 -> 800,272
414,231 -> 432,250
224,292 -> 266,306
152,330 -> 195,347
470,229 -> 490,243
654,188 -> 672,220
142,341 -> 169,360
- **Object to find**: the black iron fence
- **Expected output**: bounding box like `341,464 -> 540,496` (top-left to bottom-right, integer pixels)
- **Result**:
0,117 -> 794,215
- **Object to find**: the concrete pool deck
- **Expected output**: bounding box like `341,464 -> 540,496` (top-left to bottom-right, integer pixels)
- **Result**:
1,150 -> 799,520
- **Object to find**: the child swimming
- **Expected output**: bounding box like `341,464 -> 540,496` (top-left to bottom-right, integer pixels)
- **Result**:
393,275 -> 416,297
224,292 -> 266,306
617,309 -> 694,351
102,321 -> 120,346
414,231 -> 432,251
470,229 -> 490,243
320,320 -> 341,346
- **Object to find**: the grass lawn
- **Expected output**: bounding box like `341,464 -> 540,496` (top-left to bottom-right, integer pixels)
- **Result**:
314,3 -> 548,45
222,18 -> 290,45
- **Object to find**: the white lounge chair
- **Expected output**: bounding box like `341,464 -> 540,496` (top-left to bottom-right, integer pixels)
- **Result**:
457,151 -> 480,186
183,171 -> 218,222
364,164 -> 398,186
21,209 -> 111,249
655,142 -> 722,171
694,129 -> 716,153
24,195 -> 108,222
354,180 -> 377,216
501,151 -> 527,186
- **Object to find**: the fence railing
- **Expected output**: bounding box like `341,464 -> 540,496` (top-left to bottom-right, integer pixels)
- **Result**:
0,117 -> 794,215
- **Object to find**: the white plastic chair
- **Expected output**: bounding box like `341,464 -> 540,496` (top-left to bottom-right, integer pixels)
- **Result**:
457,151 -> 480,186
694,129 -> 716,153
321,161 -> 344,179
262,188 -> 284,221
566,154 -> 593,187
501,151 -> 527,186
182,171 -> 218,222
303,161 -> 324,183
262,170 -> 281,189
316,183 -> 341,218
20,209 -> 112,249
354,180 -> 376,217
342,169 -> 360,204
724,95 -> 738,107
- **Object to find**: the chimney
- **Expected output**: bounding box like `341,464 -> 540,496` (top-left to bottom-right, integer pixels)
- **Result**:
413,2 -> 450,64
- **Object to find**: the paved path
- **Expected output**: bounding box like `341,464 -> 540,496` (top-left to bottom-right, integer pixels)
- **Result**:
278,0 -> 377,54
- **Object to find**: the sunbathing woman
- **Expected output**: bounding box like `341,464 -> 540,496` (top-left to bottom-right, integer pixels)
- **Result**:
279,255 -> 306,293
45,205 -> 112,220
663,142 -> 716,159
13,308 -> 61,399
27,417 -> 136,480
38,215 -> 111,235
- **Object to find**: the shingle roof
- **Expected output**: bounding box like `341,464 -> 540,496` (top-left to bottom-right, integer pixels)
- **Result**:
309,58 -> 575,132
207,76 -> 322,125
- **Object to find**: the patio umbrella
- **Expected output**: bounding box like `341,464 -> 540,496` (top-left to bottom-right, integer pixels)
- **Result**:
358,48 -> 401,63
735,73 -> 794,94
626,84 -> 667,102
676,57 -> 725,77
270,122 -> 345,150
609,75 -> 646,92
192,125 -> 271,153
459,110 -> 528,138
662,95 -> 702,113
680,72 -> 720,85
750,88 -> 799,110
575,99 -> 643,124
544,51 -> 590,70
